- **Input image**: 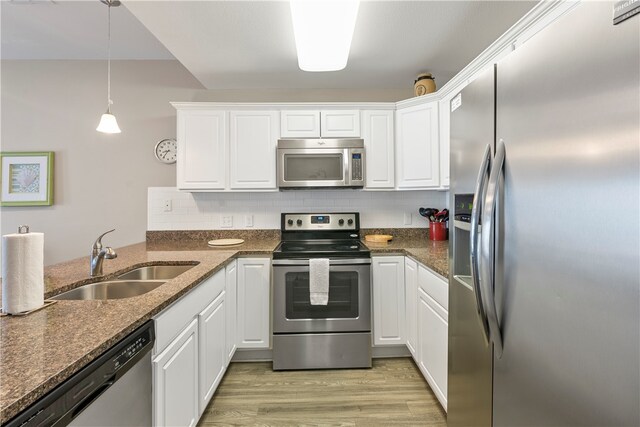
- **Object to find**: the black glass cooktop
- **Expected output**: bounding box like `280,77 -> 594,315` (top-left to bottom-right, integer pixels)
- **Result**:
273,240 -> 370,259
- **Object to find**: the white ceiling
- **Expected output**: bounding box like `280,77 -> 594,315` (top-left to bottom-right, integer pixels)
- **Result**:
1,0 -> 174,59
1,0 -> 537,90
123,0 -> 537,90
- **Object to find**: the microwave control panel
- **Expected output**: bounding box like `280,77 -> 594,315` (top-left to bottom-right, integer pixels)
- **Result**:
351,153 -> 363,181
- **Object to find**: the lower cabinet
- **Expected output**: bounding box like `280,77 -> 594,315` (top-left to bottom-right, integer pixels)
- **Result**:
417,288 -> 448,410
152,257 -> 271,426
404,258 -> 418,356
153,319 -> 199,427
225,260 -> 238,364
237,258 -> 271,348
372,256 -> 405,346
198,292 -> 226,416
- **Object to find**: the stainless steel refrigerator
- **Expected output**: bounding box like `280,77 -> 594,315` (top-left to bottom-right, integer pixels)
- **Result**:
448,2 -> 639,426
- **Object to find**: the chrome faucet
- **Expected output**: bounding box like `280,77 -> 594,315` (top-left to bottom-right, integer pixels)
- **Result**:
90,229 -> 117,277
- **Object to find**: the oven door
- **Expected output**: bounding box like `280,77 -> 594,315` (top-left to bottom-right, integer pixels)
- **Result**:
277,148 -> 348,188
272,259 -> 371,333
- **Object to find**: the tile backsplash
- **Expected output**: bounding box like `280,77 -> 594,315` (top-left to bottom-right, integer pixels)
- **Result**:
148,187 -> 447,231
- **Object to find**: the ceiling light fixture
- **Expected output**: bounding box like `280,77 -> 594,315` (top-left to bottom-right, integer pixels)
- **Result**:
289,0 -> 360,72
96,0 -> 121,134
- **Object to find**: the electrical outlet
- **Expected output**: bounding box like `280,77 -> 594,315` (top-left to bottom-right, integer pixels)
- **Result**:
244,215 -> 254,227
221,215 -> 233,228
404,212 -> 412,225
163,199 -> 172,212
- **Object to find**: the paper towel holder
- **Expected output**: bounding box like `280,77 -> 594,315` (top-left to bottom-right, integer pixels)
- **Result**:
18,225 -> 29,234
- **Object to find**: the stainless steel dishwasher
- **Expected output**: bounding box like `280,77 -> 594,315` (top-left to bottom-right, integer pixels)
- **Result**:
4,321 -> 154,427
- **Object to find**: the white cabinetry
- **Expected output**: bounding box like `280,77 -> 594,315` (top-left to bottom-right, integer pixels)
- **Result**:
237,258 -> 271,348
438,97 -> 451,188
177,110 -> 227,190
372,256 -> 405,346
404,257 -> 418,356
229,111 -> 279,189
225,260 -> 237,364
281,110 -> 320,138
198,292 -> 226,416
153,319 -> 199,427
280,110 -> 360,138
395,102 -> 440,189
320,110 -> 360,138
152,267 -> 229,426
416,264 -> 448,410
361,110 -> 395,189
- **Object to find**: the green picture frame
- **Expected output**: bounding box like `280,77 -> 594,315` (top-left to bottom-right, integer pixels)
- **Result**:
0,151 -> 54,206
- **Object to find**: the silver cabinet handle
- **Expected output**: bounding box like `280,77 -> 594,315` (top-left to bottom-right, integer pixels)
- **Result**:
470,144 -> 492,344
480,139 -> 505,358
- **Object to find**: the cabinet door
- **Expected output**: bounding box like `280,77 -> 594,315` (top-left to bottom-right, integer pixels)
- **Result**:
229,111 -> 279,189
404,257 -> 418,357
372,256 -> 405,346
362,110 -> 395,189
177,110 -> 227,190
395,102 -> 440,188
418,288 -> 448,411
321,110 -> 361,138
153,319 -> 199,427
198,292 -> 226,416
281,110 -> 320,138
237,258 -> 271,348
225,260 -> 238,364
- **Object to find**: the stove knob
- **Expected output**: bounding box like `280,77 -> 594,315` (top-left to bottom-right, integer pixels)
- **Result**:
347,218 -> 354,225
287,219 -> 293,226
296,219 -> 303,226
338,219 -> 344,226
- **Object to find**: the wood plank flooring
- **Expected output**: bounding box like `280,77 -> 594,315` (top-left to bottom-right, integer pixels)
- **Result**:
198,357 -> 447,426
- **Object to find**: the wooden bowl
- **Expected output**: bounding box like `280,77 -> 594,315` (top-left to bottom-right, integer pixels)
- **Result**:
364,234 -> 393,243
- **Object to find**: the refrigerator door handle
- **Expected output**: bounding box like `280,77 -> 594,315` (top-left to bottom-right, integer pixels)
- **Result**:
481,139 -> 505,358
470,143 -> 492,344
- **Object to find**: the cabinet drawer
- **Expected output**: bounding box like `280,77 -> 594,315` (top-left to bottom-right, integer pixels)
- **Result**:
154,269 -> 226,354
418,264 -> 448,312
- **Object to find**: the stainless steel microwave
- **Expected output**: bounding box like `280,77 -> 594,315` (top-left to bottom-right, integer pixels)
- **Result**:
277,139 -> 365,189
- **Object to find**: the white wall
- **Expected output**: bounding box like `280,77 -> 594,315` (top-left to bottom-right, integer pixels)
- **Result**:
1,60 -> 412,265
148,187 -> 446,230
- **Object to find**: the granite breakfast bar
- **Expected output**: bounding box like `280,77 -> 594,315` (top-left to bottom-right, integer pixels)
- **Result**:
0,232 -> 448,424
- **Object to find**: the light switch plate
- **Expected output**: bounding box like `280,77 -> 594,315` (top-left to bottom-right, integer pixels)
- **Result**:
244,215 -> 253,227
221,215 -> 233,228
163,199 -> 172,212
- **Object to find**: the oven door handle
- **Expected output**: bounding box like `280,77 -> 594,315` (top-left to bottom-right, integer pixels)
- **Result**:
272,258 -> 372,266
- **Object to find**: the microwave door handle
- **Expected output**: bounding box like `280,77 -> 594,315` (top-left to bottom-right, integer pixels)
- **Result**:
344,149 -> 351,186
470,143 -> 492,345
480,139 -> 505,358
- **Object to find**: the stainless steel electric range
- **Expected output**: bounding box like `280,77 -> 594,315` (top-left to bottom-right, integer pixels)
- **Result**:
272,212 -> 372,370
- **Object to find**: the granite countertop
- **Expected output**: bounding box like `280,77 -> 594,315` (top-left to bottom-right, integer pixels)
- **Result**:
0,230 -> 448,423
0,238 -> 278,424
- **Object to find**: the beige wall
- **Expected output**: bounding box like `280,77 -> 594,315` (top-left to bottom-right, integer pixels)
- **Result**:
1,60 -> 411,265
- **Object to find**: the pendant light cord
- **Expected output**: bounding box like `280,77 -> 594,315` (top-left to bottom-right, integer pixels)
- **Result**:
107,2 -> 112,112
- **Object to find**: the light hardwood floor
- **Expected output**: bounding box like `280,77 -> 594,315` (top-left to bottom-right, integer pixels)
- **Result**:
198,357 -> 447,426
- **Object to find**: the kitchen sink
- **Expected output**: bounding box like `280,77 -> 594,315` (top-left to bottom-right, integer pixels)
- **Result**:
51,280 -> 166,301
117,264 -> 195,281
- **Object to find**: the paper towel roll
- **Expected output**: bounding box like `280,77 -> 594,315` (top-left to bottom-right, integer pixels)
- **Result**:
2,231 -> 44,314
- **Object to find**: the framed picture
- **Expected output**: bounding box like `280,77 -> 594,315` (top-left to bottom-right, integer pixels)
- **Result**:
1,152 -> 54,206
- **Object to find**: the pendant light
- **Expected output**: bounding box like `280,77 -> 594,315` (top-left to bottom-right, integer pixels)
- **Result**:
96,0 -> 121,134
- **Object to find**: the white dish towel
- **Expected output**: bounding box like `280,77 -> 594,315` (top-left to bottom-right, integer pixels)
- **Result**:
2,231 -> 44,314
309,258 -> 330,306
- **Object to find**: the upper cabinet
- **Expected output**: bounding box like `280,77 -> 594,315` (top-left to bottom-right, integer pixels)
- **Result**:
281,110 -> 360,138
177,110 -> 227,191
229,111 -> 279,189
438,97 -> 450,188
361,110 -> 395,189
281,110 -> 320,138
395,102 -> 440,189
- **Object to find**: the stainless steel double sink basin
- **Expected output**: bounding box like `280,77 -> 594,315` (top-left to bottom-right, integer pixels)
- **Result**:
52,265 -> 196,301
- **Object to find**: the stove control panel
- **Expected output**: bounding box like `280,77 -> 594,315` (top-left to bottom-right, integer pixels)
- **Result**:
282,213 -> 359,231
